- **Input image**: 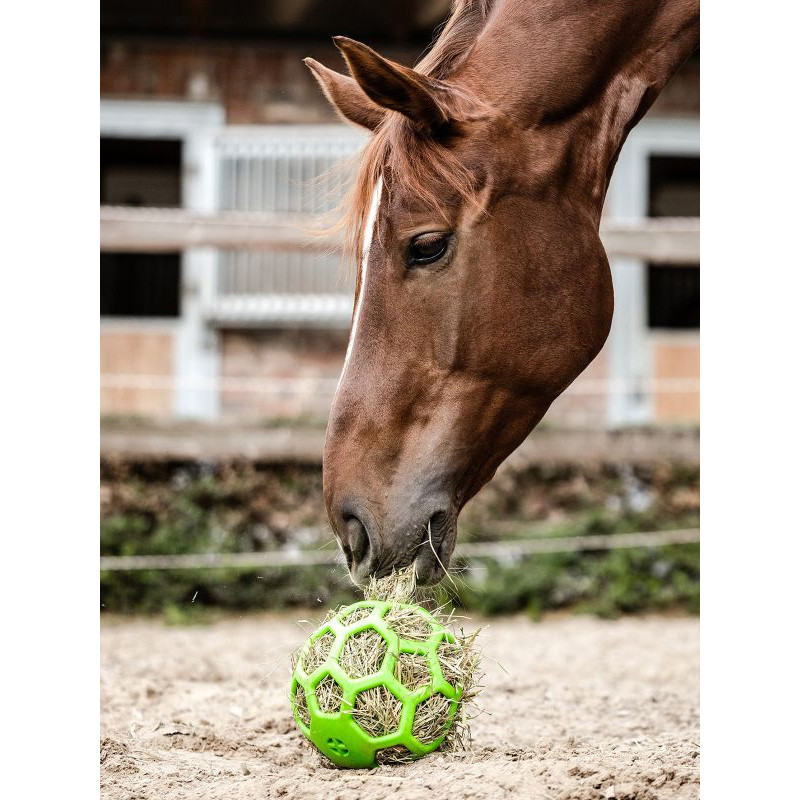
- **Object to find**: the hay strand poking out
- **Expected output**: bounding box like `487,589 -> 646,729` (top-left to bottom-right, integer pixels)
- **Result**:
293,685 -> 311,728
412,692 -> 453,744
352,686 -> 403,737
315,675 -> 344,714
339,629 -> 387,678
302,631 -> 335,674
340,607 -> 372,627
383,606 -> 432,641
394,652 -> 431,691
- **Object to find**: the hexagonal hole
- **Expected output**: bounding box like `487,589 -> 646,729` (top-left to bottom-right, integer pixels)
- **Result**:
375,745 -> 416,765
339,629 -> 387,678
394,652 -> 431,691
315,674 -> 344,714
302,629 -> 335,674
352,686 -> 403,738
340,606 -> 372,627
292,684 -> 310,728
412,692 -> 453,744
383,606 -> 432,641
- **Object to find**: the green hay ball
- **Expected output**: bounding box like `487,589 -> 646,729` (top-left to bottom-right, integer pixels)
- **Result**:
289,599 -> 463,768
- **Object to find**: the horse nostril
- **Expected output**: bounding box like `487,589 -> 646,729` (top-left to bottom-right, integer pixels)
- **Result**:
344,514 -> 370,569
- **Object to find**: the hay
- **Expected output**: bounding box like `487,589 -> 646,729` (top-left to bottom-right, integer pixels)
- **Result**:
293,685 -> 311,728
383,606 -> 432,641
340,607 -> 372,627
365,567 -> 484,756
315,675 -> 344,714
412,692 -> 453,744
436,629 -> 483,753
375,745 -> 416,765
364,568 -> 419,604
302,631 -> 335,674
352,686 -> 403,737
339,629 -> 387,678
394,652 -> 431,690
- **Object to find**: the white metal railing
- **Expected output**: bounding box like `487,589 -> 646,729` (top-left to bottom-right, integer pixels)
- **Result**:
213,126 -> 365,327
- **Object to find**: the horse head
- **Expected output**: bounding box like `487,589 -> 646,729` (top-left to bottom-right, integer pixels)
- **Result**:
305,1 -> 699,584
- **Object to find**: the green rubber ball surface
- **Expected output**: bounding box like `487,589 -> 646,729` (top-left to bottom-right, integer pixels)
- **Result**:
289,599 -> 463,768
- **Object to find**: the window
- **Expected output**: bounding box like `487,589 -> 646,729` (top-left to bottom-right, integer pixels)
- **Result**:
101,137 -> 182,207
647,155 -> 699,330
647,266 -> 700,330
101,253 -> 181,317
101,137 -> 182,318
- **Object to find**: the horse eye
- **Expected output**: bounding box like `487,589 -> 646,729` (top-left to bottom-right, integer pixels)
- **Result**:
407,232 -> 451,266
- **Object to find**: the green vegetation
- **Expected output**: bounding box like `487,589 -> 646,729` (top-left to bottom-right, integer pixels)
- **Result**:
449,543 -> 699,620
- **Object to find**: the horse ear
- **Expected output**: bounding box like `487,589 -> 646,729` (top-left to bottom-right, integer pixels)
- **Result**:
332,36 -> 451,133
304,58 -> 386,132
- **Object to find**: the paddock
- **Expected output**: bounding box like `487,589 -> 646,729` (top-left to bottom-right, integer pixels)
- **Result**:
101,612 -> 699,799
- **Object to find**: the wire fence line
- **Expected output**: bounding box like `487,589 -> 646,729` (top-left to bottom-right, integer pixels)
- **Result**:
99,527 -> 699,572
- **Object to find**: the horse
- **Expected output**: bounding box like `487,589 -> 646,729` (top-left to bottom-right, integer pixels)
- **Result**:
304,0 -> 700,585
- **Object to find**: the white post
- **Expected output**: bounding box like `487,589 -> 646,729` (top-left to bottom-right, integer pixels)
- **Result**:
605,137 -> 652,426
174,130 -> 221,419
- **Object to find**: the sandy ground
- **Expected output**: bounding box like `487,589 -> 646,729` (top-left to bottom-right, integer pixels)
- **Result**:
101,612 -> 699,800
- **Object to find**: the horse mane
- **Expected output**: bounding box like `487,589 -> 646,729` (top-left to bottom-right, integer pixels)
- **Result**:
342,0 -> 494,264
416,0 -> 494,80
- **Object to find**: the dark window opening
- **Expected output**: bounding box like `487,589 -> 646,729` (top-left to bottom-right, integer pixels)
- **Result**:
647,265 -> 699,330
101,253 -> 181,318
648,155 -> 700,218
101,137 -> 182,207
647,154 -> 699,329
101,137 -> 182,318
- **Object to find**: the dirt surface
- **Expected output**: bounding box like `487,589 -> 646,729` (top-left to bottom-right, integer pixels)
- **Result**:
101,613 -> 699,799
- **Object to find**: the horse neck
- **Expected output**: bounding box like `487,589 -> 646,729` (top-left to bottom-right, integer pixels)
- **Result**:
453,0 -> 699,213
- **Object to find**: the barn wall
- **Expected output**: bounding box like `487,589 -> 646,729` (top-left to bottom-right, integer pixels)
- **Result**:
101,41 -> 699,125
653,336 -> 700,423
100,326 -> 175,417
219,328 -> 348,422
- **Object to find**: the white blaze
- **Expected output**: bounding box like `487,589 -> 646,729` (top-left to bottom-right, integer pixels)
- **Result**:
337,177 -> 383,389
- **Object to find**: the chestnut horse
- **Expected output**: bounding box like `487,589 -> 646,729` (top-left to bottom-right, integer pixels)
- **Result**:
304,0 -> 699,585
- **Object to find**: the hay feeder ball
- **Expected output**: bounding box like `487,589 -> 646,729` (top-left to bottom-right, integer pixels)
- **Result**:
290,599 -> 469,768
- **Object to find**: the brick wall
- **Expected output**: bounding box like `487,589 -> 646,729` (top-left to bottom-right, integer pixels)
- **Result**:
220,328 -> 349,421
101,40 -> 699,125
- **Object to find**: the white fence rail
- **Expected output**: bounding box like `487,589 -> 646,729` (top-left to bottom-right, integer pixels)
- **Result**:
100,206 -> 700,262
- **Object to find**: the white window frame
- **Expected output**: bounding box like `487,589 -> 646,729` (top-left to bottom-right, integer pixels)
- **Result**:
604,116 -> 700,426
100,100 -> 225,419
